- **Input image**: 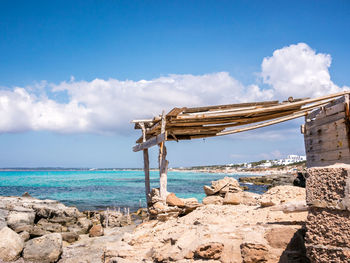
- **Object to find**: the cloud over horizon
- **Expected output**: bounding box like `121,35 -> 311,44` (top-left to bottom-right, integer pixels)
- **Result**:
0,43 -> 348,134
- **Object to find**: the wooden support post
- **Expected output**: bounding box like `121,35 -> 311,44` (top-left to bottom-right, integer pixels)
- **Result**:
158,112 -> 168,200
140,123 -> 151,207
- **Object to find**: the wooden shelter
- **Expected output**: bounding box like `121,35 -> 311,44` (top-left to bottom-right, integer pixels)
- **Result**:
132,91 -> 350,206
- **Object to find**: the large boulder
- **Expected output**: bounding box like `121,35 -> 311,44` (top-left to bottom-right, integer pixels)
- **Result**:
0,227 -> 24,261
23,233 -> 62,263
6,211 -> 35,232
258,185 -> 306,207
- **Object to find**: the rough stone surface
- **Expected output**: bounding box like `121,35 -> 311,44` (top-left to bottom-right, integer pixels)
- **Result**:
258,185 -> 306,207
103,204 -> 307,263
76,217 -> 92,234
19,230 -> 30,242
306,245 -> 350,263
202,196 -> 224,205
61,232 -> 79,243
166,193 -> 185,207
89,224 -> 104,237
0,226 -> 24,261
306,165 -> 350,209
240,243 -> 269,263
6,211 -> 35,232
265,226 -> 300,249
306,207 -> 350,248
223,192 -> 259,206
203,177 -> 241,197
23,233 -> 63,263
194,242 -> 224,260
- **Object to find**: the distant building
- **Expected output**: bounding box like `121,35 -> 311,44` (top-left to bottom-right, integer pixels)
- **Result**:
275,155 -> 306,166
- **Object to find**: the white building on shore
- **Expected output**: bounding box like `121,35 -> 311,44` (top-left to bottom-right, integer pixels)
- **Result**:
274,155 -> 306,166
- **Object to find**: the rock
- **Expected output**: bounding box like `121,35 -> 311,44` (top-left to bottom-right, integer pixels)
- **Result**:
202,196 -> 223,205
204,177 -> 241,196
258,185 -> 306,207
22,192 -> 32,197
23,233 -> 63,263
265,226 -> 300,249
223,192 -> 241,205
19,230 -> 30,241
6,211 -> 35,232
194,242 -> 224,260
76,217 -> 92,234
153,201 -> 167,210
0,226 -> 24,261
0,208 -> 8,230
150,188 -> 163,204
240,243 -> 269,263
203,185 -> 217,196
30,225 -> 50,237
166,193 -> 185,207
61,232 -> 79,243
224,192 -> 260,206
37,218 -> 63,232
89,225 -> 104,237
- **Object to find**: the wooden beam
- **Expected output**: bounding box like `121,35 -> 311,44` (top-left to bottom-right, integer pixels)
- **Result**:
216,111 -> 308,136
133,133 -> 165,152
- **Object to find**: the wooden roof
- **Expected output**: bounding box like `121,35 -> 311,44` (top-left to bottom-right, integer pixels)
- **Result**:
132,91 -> 350,152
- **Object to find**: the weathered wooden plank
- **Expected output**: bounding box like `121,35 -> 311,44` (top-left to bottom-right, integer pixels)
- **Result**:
307,96 -> 346,120
304,118 -> 347,137
307,148 -> 350,164
167,107 -> 185,117
182,100 -> 280,113
133,133 -> 166,152
216,111 -> 308,136
305,112 -> 346,130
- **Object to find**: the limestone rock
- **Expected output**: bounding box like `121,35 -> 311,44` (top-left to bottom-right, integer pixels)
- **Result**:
0,226 -> 24,261
265,226 -> 300,249
204,177 -> 241,196
153,201 -> 167,210
202,196 -> 223,205
89,225 -> 104,237
194,242 -> 224,260
224,192 -> 260,206
23,233 -> 63,263
259,185 -> 306,207
76,217 -> 92,234
61,232 -> 79,243
6,211 -> 35,232
166,193 -> 185,207
240,243 -> 269,263
19,230 -> 30,242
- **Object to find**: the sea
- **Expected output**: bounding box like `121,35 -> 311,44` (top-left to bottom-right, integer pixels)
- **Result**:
0,170 -> 267,211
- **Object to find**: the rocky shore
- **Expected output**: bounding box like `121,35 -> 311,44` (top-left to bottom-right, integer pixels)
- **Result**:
0,177 -> 308,263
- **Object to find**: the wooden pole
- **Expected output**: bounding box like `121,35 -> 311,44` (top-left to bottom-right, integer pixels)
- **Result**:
140,123 -> 151,207
158,112 -> 168,200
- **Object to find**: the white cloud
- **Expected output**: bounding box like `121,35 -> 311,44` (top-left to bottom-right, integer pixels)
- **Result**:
261,43 -> 348,98
0,43 -> 348,134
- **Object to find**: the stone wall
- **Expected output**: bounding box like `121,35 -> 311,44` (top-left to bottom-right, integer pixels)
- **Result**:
306,165 -> 350,262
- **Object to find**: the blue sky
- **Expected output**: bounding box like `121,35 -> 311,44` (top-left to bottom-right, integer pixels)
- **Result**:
0,0 -> 349,168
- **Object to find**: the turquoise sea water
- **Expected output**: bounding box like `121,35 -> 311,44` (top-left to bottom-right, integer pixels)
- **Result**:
0,170 -> 267,211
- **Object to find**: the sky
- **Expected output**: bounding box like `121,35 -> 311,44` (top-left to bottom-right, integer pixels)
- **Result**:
0,0 -> 349,168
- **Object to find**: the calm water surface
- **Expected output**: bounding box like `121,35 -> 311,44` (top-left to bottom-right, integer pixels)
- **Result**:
0,170 -> 267,211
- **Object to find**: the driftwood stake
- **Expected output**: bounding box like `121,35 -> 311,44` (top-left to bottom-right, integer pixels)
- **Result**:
140,123 -> 151,207
159,112 -> 168,200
